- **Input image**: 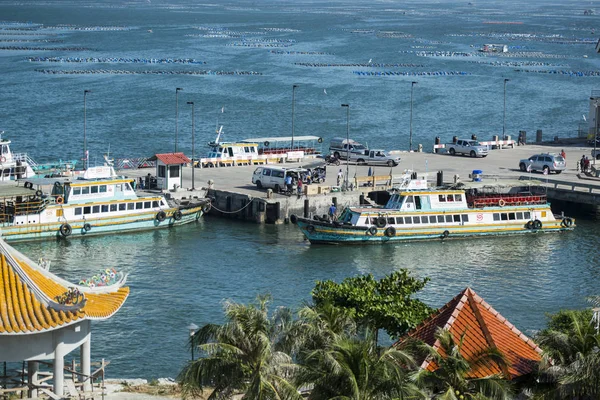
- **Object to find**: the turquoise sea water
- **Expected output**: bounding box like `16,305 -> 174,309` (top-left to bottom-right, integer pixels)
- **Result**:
2,0 -> 600,379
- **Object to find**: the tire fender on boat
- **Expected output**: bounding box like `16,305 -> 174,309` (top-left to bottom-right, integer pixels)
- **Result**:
59,223 -> 72,237
306,224 -> 315,233
384,226 -> 396,237
173,210 -> 183,221
526,220 -> 534,230
290,214 -> 298,224
83,223 -> 91,232
156,211 -> 166,222
202,203 -> 211,213
561,217 -> 573,227
375,217 -> 386,228
533,219 -> 542,230
441,230 -> 449,239
367,226 -> 378,236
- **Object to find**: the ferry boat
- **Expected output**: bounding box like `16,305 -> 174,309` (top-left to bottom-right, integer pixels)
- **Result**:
0,165 -> 211,242
0,132 -> 36,181
290,177 -> 575,244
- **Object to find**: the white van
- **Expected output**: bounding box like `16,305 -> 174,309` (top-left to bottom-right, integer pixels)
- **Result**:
252,166 -> 307,192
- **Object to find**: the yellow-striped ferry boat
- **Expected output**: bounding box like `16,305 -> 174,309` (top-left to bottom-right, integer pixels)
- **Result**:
291,177 -> 575,244
0,165 -> 210,242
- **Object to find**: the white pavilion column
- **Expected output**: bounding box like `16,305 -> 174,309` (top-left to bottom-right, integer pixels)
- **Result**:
27,361 -> 39,398
53,340 -> 65,397
80,330 -> 91,392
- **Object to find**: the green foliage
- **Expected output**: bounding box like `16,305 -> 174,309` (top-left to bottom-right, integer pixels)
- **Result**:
311,270 -> 434,339
541,309 -> 594,335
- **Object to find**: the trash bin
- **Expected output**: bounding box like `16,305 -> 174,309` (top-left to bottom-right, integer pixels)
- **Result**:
472,169 -> 483,182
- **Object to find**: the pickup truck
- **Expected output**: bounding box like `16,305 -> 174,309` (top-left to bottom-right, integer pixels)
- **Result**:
347,149 -> 401,166
592,149 -> 600,160
446,139 -> 489,158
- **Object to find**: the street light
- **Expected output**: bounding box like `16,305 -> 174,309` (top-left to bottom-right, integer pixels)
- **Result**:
187,323 -> 198,360
291,84 -> 298,149
175,88 -> 183,153
503,78 -> 510,139
341,104 -> 350,191
593,101 -> 599,166
187,101 -> 195,190
410,81 -> 417,152
83,90 -> 91,170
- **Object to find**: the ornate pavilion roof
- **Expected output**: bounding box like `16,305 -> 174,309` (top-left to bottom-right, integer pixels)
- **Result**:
0,239 -> 129,335
396,287 -> 542,380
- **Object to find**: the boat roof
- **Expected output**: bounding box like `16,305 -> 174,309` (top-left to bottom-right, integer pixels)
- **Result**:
0,183 -> 39,198
242,135 -> 321,143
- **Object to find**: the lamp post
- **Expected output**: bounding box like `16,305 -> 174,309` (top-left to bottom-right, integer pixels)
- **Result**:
593,101 -> 599,166
503,78 -> 510,139
187,323 -> 198,360
410,81 -> 417,152
187,101 -> 196,190
175,88 -> 183,153
341,104 -> 350,191
291,84 -> 298,150
83,89 -> 91,170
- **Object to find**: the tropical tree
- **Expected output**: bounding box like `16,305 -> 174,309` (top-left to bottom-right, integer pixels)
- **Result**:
177,294 -> 302,400
534,309 -> 600,399
411,328 -> 513,400
295,330 -> 424,400
311,270 -> 434,342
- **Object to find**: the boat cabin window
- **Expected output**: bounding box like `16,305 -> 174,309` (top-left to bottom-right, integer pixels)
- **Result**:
412,216 -> 420,224
127,203 -> 134,210
74,208 -> 82,216
404,217 -> 412,224
509,212 -> 516,220
524,212 -> 531,219
406,196 -> 413,204
110,204 -> 117,212
73,187 -> 81,195
439,195 -> 446,202
91,186 -> 99,194
84,206 -> 91,214
100,185 -> 107,193
429,216 -> 436,223
455,194 -> 462,201
421,216 -> 428,223
461,214 -> 468,222
396,217 -> 404,224
144,201 -> 151,208
437,215 -> 444,223
102,205 -> 109,213
414,196 -> 422,210
136,202 -> 143,210
516,212 -> 523,219
119,204 -> 126,211
93,205 -> 100,213
387,217 -> 395,224
453,215 -> 460,222
446,194 -> 454,202
445,215 -> 452,222
82,187 -> 90,195
501,213 -> 508,221
152,201 -> 159,208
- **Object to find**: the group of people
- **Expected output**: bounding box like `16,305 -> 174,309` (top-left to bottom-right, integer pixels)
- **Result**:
284,167 -> 327,198
579,154 -> 591,173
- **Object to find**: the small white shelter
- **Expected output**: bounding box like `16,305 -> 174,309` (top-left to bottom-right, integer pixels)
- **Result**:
151,152 -> 191,190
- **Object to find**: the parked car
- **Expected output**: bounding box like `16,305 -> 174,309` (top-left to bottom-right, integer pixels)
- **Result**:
445,139 -> 489,158
519,153 -> 566,174
347,149 -> 400,166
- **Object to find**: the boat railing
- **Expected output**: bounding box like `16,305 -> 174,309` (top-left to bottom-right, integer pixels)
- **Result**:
467,193 -> 547,208
12,152 -> 38,168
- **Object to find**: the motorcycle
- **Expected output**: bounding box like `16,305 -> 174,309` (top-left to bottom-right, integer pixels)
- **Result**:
325,154 -> 340,166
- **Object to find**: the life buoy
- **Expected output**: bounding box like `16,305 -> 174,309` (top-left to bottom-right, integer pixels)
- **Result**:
441,230 -> 450,239
375,217 -> 386,228
533,219 -> 542,230
306,224 -> 315,233
368,226 -> 378,236
202,203 -> 211,213
385,227 -> 396,237
264,141 -> 270,147
317,137 -> 323,143
173,210 -> 183,221
526,221 -> 534,230
56,196 -> 64,205
59,223 -> 72,237
83,223 -> 91,232
498,199 -> 506,207
0,156 -> 5,163
290,214 -> 298,224
156,211 -> 166,222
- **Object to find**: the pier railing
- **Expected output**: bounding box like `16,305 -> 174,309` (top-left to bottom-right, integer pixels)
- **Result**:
518,175 -> 600,194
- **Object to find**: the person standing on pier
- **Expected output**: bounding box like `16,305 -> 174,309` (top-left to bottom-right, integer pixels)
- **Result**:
560,149 -> 566,159
328,203 -> 337,221
297,179 -> 303,199
337,169 -> 343,186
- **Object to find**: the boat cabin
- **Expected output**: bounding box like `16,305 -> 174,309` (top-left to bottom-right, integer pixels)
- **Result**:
206,142 -> 259,159
0,134 -> 35,181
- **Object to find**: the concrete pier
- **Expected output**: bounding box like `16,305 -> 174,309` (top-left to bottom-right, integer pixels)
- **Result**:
119,143 -> 600,222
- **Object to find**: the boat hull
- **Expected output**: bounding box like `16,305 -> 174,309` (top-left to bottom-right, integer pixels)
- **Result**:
294,216 -> 574,244
0,206 -> 203,243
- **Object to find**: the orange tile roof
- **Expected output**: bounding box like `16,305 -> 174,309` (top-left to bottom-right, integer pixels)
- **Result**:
154,152 -> 191,165
396,287 -> 542,380
0,242 -> 129,335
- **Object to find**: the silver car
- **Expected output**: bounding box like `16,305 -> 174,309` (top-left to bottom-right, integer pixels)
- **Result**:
519,153 -> 566,174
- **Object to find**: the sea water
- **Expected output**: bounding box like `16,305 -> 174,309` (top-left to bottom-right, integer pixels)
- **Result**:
1,0 -> 600,379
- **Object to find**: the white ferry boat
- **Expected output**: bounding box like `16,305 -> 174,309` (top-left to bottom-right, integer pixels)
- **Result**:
0,165 -> 210,242
0,132 -> 36,181
291,177 -> 575,244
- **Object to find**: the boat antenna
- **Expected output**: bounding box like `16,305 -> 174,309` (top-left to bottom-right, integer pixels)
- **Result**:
215,126 -> 223,145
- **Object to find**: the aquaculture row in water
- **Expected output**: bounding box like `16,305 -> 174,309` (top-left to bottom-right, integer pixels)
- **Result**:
35,69 -> 262,76
468,60 -> 569,67
353,70 -> 471,76
295,62 -> 424,68
27,56 -> 206,64
0,39 -> 63,43
269,50 -> 333,55
403,50 -> 570,59
515,69 -> 600,77
227,42 -> 293,48
0,46 -> 89,51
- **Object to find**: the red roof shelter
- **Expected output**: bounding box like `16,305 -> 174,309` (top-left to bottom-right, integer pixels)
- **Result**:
150,152 -> 191,190
397,287 -> 542,380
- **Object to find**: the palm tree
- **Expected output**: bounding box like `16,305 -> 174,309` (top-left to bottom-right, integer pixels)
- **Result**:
411,328 -> 513,400
178,294 -> 302,400
535,309 -> 600,399
295,330 -> 424,400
